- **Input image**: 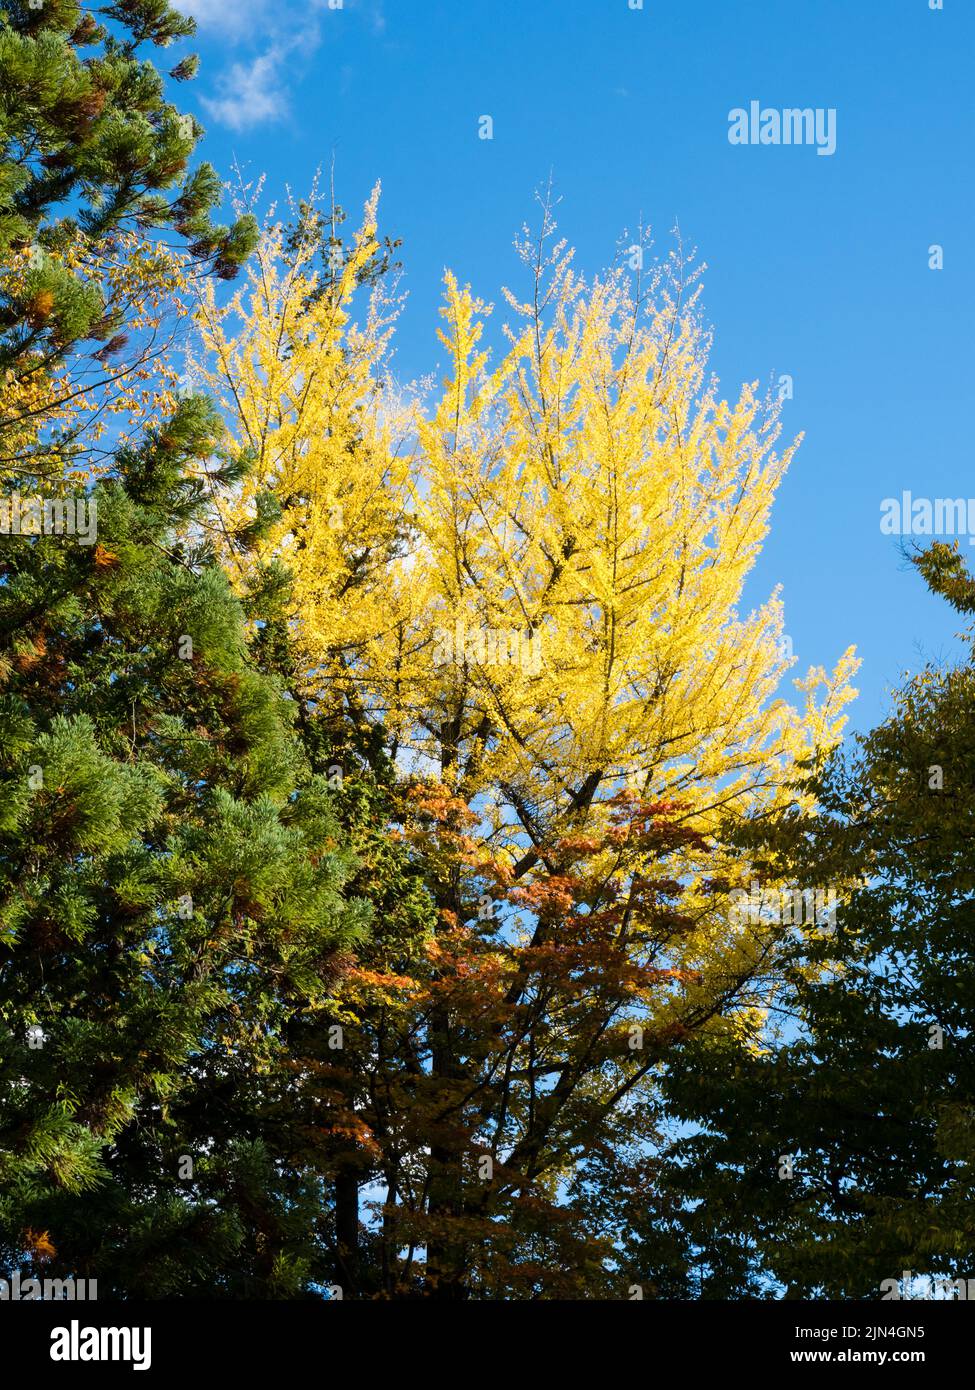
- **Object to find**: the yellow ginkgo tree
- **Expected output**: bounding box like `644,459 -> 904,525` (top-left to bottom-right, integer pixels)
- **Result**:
192,189 -> 858,1297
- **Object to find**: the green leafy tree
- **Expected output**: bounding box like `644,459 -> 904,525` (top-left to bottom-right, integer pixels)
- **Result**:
658,543 -> 975,1300
0,398 -> 370,1296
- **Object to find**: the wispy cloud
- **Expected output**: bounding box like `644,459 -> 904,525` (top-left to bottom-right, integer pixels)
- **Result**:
173,0 -> 271,42
173,0 -> 370,132
200,50 -> 289,132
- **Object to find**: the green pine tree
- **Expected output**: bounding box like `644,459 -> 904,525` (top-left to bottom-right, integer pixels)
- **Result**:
0,0 -> 258,480
0,397 -> 371,1296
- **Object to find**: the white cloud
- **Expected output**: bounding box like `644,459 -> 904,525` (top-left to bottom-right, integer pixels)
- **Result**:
173,0 -> 270,39
201,51 -> 288,132
172,0 -> 338,132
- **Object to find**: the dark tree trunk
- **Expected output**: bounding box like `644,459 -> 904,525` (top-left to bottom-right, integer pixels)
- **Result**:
335,1166 -> 360,1297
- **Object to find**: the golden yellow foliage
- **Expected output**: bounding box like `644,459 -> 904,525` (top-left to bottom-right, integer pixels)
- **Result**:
0,233 -> 195,482
193,194 -> 865,1289
196,193 -> 858,887
193,186 -> 408,678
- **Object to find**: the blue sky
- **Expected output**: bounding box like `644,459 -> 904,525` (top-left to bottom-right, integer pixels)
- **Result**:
171,0 -> 974,733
